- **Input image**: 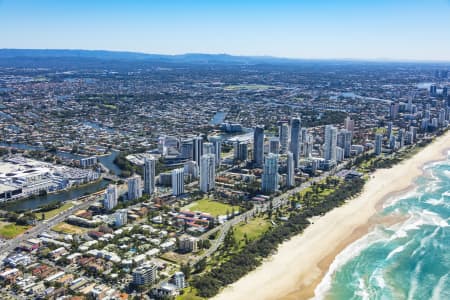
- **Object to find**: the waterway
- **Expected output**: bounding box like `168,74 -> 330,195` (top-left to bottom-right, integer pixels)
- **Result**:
0,143 -> 122,211
220,128 -> 254,143
1,179 -> 110,212
416,82 -> 434,89
209,111 -> 227,125
98,149 -> 121,176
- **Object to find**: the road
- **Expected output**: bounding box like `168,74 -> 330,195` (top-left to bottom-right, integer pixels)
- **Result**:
1,158 -> 344,265
193,208 -> 256,264
192,163 -> 347,263
0,191 -> 105,254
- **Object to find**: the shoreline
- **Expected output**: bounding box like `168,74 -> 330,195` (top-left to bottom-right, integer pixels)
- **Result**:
213,131 -> 450,300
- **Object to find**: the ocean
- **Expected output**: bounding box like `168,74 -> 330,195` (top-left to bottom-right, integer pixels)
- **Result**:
314,152 -> 450,300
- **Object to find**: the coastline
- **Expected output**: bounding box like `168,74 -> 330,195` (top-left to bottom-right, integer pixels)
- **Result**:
213,130 -> 450,300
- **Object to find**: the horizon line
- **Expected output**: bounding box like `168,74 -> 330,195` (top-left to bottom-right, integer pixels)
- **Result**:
2,47 -> 450,64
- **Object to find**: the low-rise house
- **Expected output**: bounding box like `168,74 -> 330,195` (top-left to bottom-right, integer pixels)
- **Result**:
26,281 -> 46,296
66,252 -> 82,264
31,264 -> 55,279
44,271 -> 65,283
145,248 -> 160,258
56,273 -> 74,286
4,253 -> 32,267
0,268 -> 20,283
39,237 -> 72,249
88,230 -> 104,240
20,238 -> 42,252
70,277 -> 88,291
151,283 -> 179,298
50,247 -> 68,260
160,240 -> 176,252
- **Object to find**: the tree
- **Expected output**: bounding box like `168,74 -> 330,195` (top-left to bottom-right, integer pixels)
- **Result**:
202,239 -> 211,249
180,263 -> 192,280
268,200 -> 274,219
223,228 -> 235,250
195,257 -> 207,273
244,233 -> 249,245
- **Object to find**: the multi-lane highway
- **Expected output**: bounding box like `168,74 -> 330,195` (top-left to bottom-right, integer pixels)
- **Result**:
192,164 -> 344,264
0,191 -> 105,254
1,159 -> 344,268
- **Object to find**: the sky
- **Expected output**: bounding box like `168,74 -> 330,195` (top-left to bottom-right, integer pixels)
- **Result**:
1,0 -> 450,61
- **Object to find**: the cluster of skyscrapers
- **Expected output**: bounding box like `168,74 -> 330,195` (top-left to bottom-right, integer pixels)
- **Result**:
103,114 -> 360,206
250,115 -> 358,194
103,135 -> 223,210
100,101 -> 446,205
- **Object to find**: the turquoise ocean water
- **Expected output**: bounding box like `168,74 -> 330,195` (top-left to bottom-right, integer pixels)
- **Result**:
314,152 -> 450,300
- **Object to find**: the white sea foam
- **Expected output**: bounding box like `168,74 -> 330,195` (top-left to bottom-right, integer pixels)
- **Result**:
424,181 -> 440,193
386,239 -> 414,260
407,260 -> 422,300
423,158 -> 449,170
383,188 -> 419,209
355,278 -> 370,300
431,274 -> 448,300
423,170 -> 442,192
425,198 -> 442,206
312,227 -> 389,300
314,158 -> 450,300
411,226 -> 440,257
426,196 -> 449,208
388,209 -> 448,241
443,170 -> 450,179
370,267 -> 386,290
314,208 -> 449,299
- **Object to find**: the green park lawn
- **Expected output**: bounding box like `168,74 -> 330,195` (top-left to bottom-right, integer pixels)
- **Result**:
375,127 -> 387,134
41,202 -> 74,220
0,223 -> 30,239
183,198 -> 239,217
176,288 -> 204,300
233,217 -> 271,247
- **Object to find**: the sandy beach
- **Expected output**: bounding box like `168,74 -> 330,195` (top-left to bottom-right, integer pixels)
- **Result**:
213,130 -> 450,300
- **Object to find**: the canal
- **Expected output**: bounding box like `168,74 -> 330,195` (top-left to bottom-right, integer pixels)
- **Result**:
1,179 -> 110,212
209,111 -> 227,126
0,143 -> 122,212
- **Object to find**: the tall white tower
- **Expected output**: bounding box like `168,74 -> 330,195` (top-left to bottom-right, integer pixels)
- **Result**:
200,153 -> 216,193
324,125 -> 337,161
262,153 -> 279,194
143,158 -> 156,195
172,168 -> 185,196
286,152 -> 295,188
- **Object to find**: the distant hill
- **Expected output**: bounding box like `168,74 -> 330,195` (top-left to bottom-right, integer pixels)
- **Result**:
0,49 -> 301,65
1,49 -> 446,70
